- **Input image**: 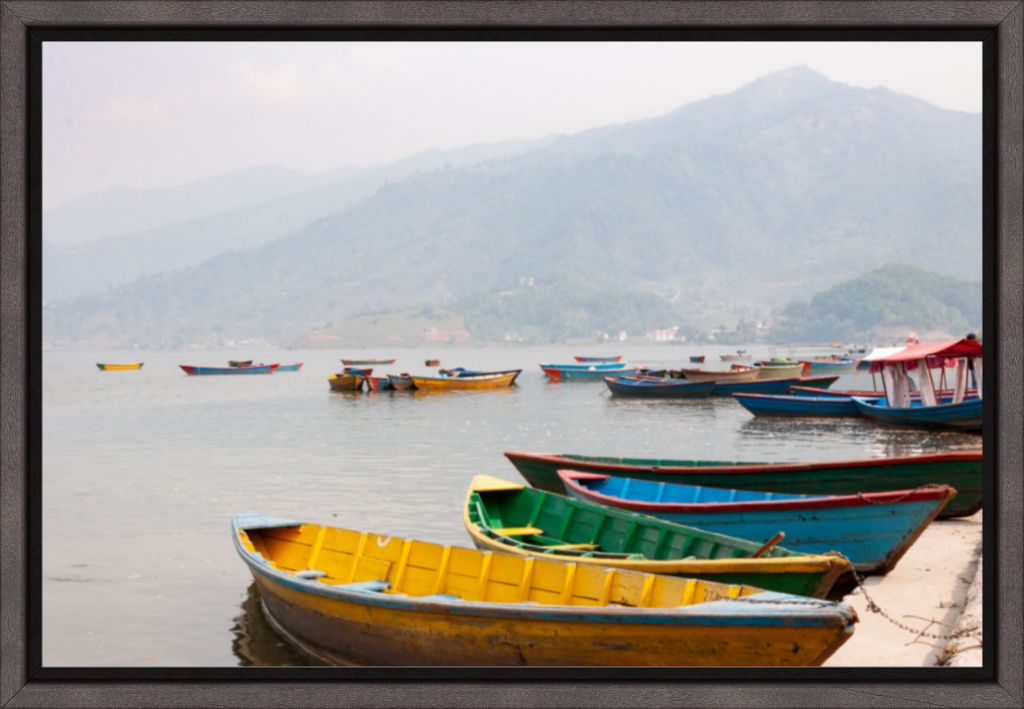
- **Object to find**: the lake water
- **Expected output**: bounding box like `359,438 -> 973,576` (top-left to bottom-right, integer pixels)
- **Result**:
42,345 -> 981,666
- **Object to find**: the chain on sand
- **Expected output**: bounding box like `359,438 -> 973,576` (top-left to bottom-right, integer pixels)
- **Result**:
732,552 -> 980,642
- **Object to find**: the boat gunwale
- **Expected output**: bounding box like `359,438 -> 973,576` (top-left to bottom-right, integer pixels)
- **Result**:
233,519 -> 850,627
556,470 -> 957,514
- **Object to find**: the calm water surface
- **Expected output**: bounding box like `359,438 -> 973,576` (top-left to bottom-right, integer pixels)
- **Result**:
42,346 -> 981,666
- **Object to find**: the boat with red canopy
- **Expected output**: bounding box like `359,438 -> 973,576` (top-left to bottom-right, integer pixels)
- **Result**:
852,338 -> 983,431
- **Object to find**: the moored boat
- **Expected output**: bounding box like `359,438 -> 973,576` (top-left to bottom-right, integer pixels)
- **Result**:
424,359 -> 441,367
342,358 -> 396,366
720,350 -> 751,362
800,357 -> 856,371
387,373 -> 415,390
275,363 -> 303,372
689,355 -> 705,363
540,362 -> 638,381
733,392 -> 861,417
464,476 -> 851,597
857,338 -> 984,432
410,372 -> 518,390
96,362 -> 144,371
753,363 -> 806,380
366,375 -> 394,391
603,376 -> 715,399
440,367 -> 523,384
853,396 -> 983,432
233,513 -> 856,666
674,366 -> 760,383
328,371 -> 367,391
180,364 -> 278,375
503,449 -> 981,517
574,355 -> 623,363
709,375 -> 839,397
557,470 -> 955,574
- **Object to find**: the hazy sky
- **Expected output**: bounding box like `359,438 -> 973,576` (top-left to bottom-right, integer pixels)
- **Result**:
43,41 -> 981,208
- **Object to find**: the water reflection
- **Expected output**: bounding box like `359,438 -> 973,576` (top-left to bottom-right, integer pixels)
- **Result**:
231,583 -> 325,667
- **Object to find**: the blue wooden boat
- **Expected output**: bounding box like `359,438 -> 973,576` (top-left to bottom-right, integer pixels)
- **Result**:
558,471 -> 956,574
689,355 -> 706,363
733,392 -> 861,417
604,376 -> 715,399
852,397 -> 982,431
574,355 -> 623,363
542,362 -> 630,371
710,375 -> 839,396
180,363 -> 277,375
800,358 -> 856,371
275,363 -> 303,372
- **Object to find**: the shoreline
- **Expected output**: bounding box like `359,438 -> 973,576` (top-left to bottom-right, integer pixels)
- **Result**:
825,511 -> 982,667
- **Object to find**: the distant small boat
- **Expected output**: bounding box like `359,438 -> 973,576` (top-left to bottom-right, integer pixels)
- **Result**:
96,362 -> 144,371
228,360 -> 254,368
558,470 -> 956,574
424,359 -> 441,367
410,372 -> 518,390
674,367 -> 760,383
328,371 -> 366,391
573,355 -> 623,363
720,350 -> 751,362
274,363 -> 303,372
464,476 -> 851,598
540,362 -> 637,382
341,358 -> 396,366
344,367 -> 373,376
180,364 -> 277,375
233,513 -> 857,666
800,358 -> 856,371
366,375 -> 394,391
733,393 -> 861,417
504,449 -> 981,518
753,363 -> 806,381
603,376 -> 715,399
387,373 -> 415,390
689,355 -> 705,363
440,367 -> 523,384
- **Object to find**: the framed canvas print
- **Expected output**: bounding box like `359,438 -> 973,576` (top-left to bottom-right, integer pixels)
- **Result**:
1,1 -> 1021,707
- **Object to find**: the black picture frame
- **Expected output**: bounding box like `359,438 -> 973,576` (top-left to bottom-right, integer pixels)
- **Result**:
1,2 -> 1021,706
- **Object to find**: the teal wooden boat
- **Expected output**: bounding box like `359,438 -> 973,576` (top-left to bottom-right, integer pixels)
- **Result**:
504,449 -> 982,518
463,476 -> 852,598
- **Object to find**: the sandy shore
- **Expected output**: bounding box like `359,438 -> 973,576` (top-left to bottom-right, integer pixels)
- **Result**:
825,511 -> 982,667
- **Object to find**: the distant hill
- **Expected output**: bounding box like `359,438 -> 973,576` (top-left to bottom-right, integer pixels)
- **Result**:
772,264 -> 982,343
44,67 -> 982,349
43,137 -> 553,302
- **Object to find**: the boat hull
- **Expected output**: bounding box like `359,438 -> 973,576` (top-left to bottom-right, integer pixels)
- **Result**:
342,359 -> 396,365
604,377 -> 715,399
387,374 -> 415,390
558,472 -> 955,574
676,368 -> 760,383
504,450 -> 982,517
96,362 -> 143,371
852,397 -> 983,432
275,363 -> 303,372
754,365 -> 806,380
574,355 -> 623,363
734,393 -> 860,417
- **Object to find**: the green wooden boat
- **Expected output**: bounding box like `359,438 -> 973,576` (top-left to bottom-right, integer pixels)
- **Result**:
503,450 -> 982,518
463,476 -> 852,598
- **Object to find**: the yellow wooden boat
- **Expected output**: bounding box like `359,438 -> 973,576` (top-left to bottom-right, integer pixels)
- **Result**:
96,362 -> 144,371
233,514 -> 856,666
327,372 -> 366,391
464,476 -> 851,598
409,372 -> 517,390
